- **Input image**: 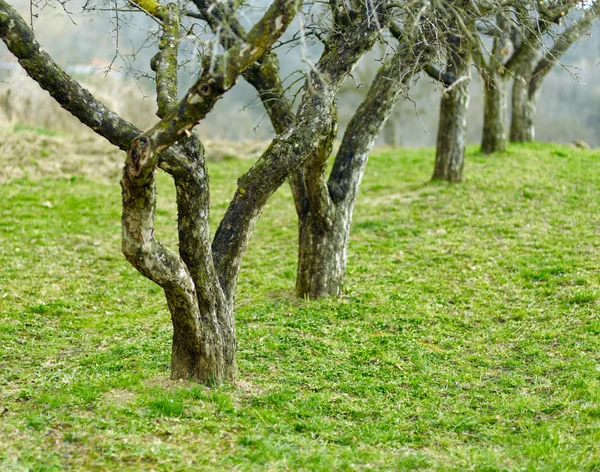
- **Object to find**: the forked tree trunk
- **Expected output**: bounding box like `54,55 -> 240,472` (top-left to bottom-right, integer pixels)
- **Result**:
121,138 -> 237,383
433,41 -> 470,182
242,16 -> 397,300
167,296 -> 237,382
296,48 -> 417,298
0,0 -> 389,384
481,72 -> 509,153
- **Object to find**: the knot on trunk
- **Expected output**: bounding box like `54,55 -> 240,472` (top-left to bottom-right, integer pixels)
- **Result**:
128,136 -> 154,176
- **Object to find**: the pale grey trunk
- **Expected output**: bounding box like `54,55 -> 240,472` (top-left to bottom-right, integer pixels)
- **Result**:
481,73 -> 509,153
433,42 -> 470,182
510,78 -> 537,142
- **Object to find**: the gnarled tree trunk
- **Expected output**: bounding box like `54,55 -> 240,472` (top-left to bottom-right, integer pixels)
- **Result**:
296,47 -> 419,298
1,0 -> 388,383
433,39 -> 470,182
121,139 -> 237,382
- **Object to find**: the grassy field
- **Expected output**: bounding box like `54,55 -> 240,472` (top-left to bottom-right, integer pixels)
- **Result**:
0,139 -> 599,471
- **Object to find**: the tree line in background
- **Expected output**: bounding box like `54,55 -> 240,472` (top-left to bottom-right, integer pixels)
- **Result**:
0,0 -> 598,384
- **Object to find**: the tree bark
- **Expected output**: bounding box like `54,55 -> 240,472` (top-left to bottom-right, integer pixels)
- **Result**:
433,40 -> 470,182
296,47 -> 419,298
481,71 -> 508,153
510,75 -> 536,142
121,137 -> 237,383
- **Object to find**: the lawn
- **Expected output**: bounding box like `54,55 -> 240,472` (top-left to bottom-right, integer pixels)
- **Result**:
0,139 -> 599,471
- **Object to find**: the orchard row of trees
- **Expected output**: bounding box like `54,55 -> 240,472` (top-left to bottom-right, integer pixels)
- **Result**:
433,0 -> 600,183
0,0 -> 597,384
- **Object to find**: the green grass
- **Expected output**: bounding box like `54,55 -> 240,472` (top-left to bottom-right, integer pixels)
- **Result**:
1,142 -> 599,471
11,123 -> 59,137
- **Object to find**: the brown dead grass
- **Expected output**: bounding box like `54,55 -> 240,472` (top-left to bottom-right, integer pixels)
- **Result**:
0,126 -> 270,183
0,71 -> 271,182
0,128 -> 124,183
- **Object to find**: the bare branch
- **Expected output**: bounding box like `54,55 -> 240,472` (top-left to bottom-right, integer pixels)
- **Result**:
141,0 -> 301,155
530,0 -> 600,95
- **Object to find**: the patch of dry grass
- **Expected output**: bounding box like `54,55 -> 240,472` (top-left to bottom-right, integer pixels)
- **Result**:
0,70 -> 158,133
0,124 -> 270,183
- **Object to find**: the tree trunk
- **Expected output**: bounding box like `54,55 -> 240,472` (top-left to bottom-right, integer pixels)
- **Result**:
167,295 -> 236,383
121,139 -> 237,384
433,41 -> 470,182
296,208 -> 349,298
481,72 -> 509,153
296,47 -> 417,298
510,77 -> 536,142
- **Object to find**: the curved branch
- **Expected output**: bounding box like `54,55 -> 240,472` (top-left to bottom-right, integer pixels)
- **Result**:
193,0 -> 310,219
530,1 -> 600,96
142,0 -> 301,153
328,43 -> 421,205
211,0 -> 386,302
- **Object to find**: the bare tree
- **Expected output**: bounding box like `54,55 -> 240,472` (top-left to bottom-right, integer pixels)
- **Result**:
475,1 -> 581,153
0,0 -> 389,383
240,2 -> 456,298
247,1 -> 497,296
510,0 -> 600,142
432,35 -> 471,182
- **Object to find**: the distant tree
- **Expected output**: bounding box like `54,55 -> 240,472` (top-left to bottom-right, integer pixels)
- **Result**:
475,1 -> 585,153
0,0 -> 388,383
243,1 -> 504,296
510,1 -> 600,142
431,18 -> 473,183
431,34 -> 471,182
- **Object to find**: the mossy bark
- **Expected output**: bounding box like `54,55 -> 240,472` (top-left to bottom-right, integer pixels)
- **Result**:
295,47 -> 419,298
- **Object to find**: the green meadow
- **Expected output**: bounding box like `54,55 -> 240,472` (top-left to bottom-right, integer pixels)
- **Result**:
1,140 -> 599,471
